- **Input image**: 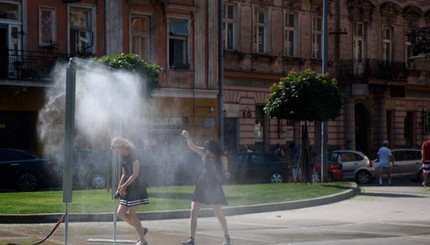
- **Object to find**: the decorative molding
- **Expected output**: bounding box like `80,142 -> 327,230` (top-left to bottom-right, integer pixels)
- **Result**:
346,0 -> 375,22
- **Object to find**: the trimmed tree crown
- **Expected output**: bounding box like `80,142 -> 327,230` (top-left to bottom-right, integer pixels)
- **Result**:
264,69 -> 344,122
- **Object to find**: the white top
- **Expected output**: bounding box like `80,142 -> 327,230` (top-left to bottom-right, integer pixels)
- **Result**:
377,146 -> 392,167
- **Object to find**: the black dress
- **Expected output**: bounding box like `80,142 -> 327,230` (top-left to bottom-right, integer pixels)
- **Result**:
119,152 -> 149,207
191,155 -> 228,205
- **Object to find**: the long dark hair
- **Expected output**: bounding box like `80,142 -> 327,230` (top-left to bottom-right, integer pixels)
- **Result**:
204,139 -> 222,157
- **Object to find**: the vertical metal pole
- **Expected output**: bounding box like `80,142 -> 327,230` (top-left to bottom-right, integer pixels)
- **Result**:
321,0 -> 329,183
218,0 -> 225,146
112,150 -> 119,241
64,58 -> 76,244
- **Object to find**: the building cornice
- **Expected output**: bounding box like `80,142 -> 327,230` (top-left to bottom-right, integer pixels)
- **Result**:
152,88 -> 218,99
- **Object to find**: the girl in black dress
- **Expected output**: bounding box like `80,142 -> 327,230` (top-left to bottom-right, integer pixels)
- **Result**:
111,137 -> 149,245
181,130 -> 231,245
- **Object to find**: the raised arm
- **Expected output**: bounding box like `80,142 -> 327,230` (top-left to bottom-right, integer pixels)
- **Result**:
182,130 -> 205,156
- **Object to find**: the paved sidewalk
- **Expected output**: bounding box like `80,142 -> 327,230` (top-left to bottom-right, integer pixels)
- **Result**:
0,185 -> 359,245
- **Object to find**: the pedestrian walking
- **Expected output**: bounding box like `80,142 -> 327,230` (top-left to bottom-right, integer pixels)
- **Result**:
111,137 -> 149,245
274,143 -> 285,159
421,134 -> 430,187
376,140 -> 395,186
288,142 -> 301,183
180,130 -> 231,245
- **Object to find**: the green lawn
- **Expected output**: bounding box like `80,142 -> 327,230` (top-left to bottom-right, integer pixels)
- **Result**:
0,182 -> 352,214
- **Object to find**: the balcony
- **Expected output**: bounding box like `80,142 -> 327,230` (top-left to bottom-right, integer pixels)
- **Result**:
337,59 -> 408,81
0,49 -> 70,82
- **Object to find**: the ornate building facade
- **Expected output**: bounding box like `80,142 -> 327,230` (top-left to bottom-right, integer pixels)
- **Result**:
1,0 -> 430,157
222,0 -> 430,155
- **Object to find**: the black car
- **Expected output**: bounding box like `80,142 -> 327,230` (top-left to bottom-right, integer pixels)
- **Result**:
0,148 -> 59,191
49,149 -> 110,189
227,152 -> 289,183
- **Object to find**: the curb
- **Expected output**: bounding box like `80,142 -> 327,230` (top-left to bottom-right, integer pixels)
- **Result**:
0,184 -> 359,224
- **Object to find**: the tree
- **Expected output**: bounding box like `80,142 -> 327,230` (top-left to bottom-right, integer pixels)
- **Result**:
264,69 -> 344,183
93,53 -> 162,97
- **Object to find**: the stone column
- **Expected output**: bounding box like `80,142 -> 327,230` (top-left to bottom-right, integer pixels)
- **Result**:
105,0 -> 123,55
194,0 -> 208,89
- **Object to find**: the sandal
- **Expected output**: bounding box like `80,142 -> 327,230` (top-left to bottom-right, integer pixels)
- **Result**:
223,234 -> 231,245
181,237 -> 195,245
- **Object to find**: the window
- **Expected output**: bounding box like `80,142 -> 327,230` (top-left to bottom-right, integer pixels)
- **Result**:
130,14 -> 152,61
382,26 -> 393,63
353,22 -> 365,61
69,6 -> 94,55
168,19 -> 189,70
253,7 -> 269,53
312,17 -> 322,59
405,34 -> 413,68
39,7 -> 56,46
0,2 -> 20,21
284,13 -> 298,57
224,3 -> 238,51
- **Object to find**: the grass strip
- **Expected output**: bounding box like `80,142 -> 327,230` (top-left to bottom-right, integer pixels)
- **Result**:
0,182 -> 351,214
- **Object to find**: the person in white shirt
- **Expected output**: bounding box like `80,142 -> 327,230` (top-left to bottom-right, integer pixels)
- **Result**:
376,140 -> 395,186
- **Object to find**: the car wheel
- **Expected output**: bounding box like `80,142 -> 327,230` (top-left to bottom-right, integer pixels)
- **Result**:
355,170 -> 372,184
270,172 -> 283,183
417,170 -> 424,183
91,174 -> 106,189
17,172 -> 39,191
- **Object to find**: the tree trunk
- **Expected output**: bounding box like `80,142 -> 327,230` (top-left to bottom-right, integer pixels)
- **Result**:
299,122 -> 312,183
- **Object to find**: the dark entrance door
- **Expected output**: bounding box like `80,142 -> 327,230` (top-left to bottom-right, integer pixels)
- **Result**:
224,117 -> 238,153
0,111 -> 38,151
355,103 -> 370,155
0,25 -> 8,79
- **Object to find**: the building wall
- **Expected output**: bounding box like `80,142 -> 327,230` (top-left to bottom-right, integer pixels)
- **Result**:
223,0 -> 430,155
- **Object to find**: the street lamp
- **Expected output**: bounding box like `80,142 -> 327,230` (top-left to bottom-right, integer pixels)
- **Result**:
321,0 -> 329,183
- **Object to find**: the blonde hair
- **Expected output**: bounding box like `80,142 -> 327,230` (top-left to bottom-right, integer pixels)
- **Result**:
111,137 -> 135,150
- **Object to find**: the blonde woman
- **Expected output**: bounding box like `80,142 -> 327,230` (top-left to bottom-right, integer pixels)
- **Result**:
111,137 -> 149,245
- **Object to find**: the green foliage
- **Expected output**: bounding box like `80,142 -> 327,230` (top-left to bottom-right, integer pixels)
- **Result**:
93,53 -> 162,96
264,69 -> 344,122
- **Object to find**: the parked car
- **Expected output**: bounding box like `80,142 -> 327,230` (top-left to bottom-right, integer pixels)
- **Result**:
140,149 -> 201,186
0,148 -> 60,191
372,148 -> 423,182
48,149 -> 110,189
227,152 -> 289,183
329,150 -> 373,184
73,149 -> 109,189
313,161 -> 343,182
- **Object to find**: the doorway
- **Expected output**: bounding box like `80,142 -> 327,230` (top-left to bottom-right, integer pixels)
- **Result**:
223,117 -> 238,153
0,111 -> 38,151
355,103 -> 371,154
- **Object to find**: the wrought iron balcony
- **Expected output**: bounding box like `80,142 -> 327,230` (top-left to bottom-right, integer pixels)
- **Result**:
0,49 -> 70,82
408,27 -> 430,56
337,59 -> 408,81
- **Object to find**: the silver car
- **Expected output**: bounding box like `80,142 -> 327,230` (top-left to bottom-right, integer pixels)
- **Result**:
330,150 -> 373,184
372,149 -> 423,181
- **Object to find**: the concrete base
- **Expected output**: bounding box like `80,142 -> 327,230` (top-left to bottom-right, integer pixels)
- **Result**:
86,238 -> 137,244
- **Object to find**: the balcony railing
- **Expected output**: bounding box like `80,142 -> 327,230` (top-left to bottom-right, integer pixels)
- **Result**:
337,59 -> 408,81
1,49 -> 70,81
